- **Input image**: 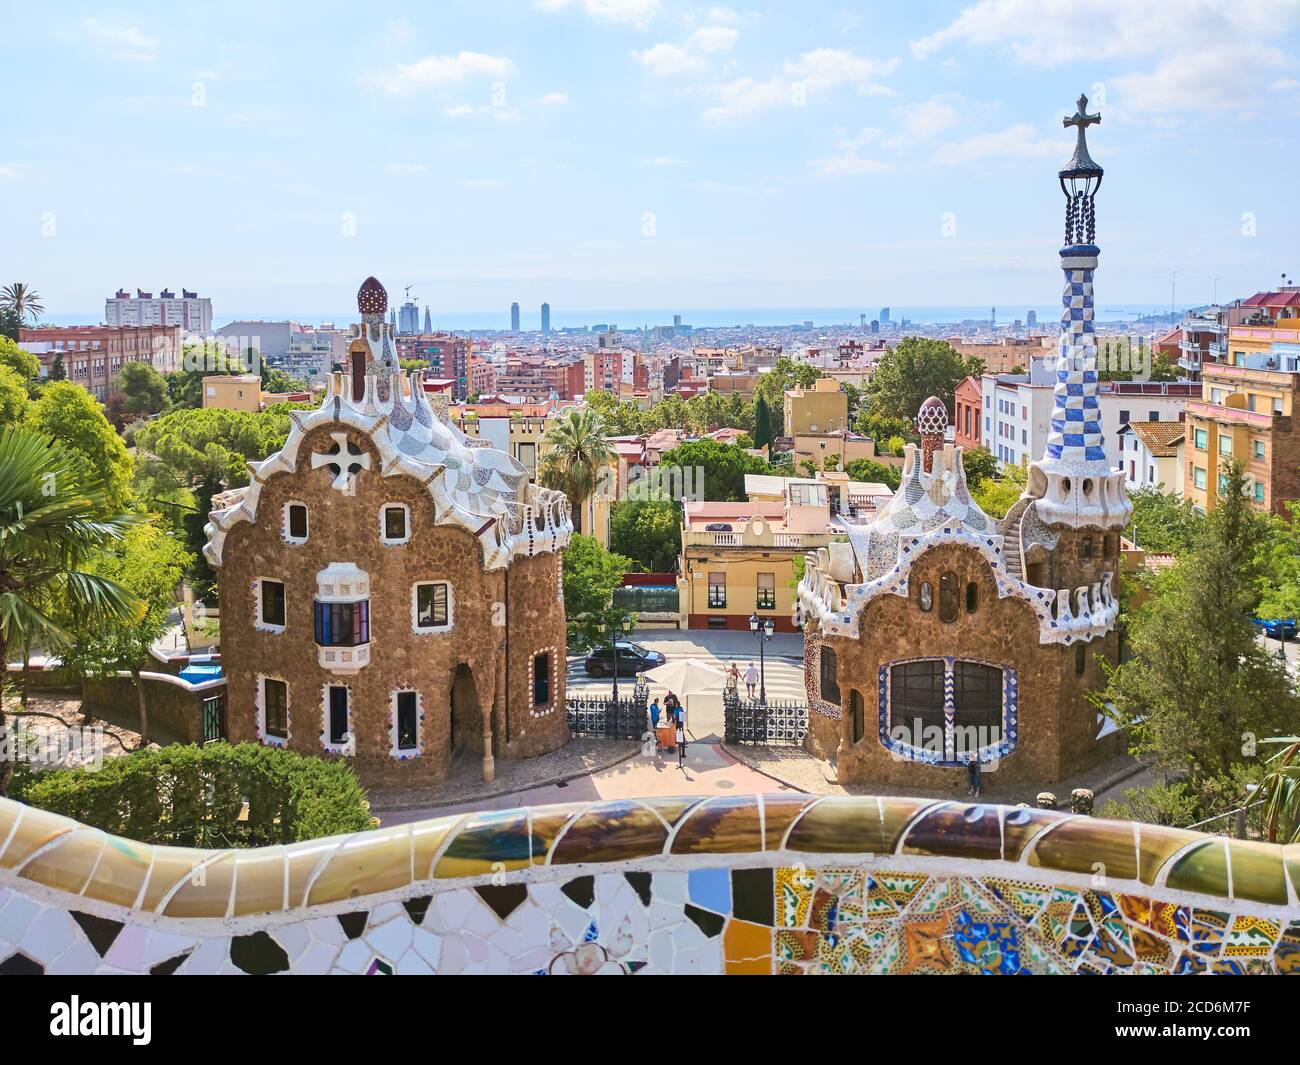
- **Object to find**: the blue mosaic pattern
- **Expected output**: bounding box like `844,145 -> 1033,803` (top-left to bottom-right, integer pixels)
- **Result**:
1046,256 -> 1104,463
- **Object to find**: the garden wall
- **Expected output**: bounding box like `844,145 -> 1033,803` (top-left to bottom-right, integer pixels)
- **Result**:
0,794 -> 1296,975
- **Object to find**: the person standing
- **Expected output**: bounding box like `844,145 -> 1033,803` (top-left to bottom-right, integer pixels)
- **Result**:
966,758 -> 982,798
676,716 -> 687,767
649,698 -> 662,752
743,662 -> 759,700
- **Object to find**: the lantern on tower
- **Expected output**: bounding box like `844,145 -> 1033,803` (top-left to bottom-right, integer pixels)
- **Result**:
1060,94 -> 1103,248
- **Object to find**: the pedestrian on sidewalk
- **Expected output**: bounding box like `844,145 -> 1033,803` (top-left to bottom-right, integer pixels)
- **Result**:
966,758 -> 982,798
676,717 -> 687,767
743,662 -> 758,700
725,661 -> 740,693
649,697 -> 662,752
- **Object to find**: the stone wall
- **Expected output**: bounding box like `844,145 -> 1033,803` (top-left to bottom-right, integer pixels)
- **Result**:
82,675 -> 219,745
1,794 -> 1295,975
216,423 -> 568,789
815,543 -> 1120,789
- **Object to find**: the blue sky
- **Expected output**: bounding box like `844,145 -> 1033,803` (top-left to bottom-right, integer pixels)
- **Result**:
3,0 -> 1298,320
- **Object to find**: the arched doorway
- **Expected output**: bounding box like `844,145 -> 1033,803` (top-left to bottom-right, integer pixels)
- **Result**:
449,663 -> 484,760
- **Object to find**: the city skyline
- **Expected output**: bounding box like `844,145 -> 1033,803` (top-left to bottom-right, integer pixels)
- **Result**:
3,0 -> 1298,316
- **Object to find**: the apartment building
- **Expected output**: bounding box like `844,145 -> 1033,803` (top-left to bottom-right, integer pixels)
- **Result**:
19,324 -> 181,400
783,377 -> 848,436
1117,421 -> 1185,495
394,333 -> 471,400
1184,319 -> 1300,513
106,287 -> 212,335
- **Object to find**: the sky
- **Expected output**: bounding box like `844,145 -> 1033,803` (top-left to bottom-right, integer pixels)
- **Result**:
2,0 -> 1298,323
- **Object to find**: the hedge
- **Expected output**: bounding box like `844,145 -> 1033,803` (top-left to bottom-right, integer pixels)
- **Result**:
13,743 -> 374,847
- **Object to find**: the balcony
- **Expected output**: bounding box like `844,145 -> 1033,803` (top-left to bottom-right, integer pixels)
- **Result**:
1185,399 -> 1280,430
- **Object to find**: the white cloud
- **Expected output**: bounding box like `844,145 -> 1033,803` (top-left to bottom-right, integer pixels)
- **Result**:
539,91 -> 570,105
632,22 -> 737,75
812,152 -> 891,176
702,48 -> 898,119
911,0 -> 1299,116
536,0 -> 661,29
929,123 -> 1067,166
362,51 -> 515,94
894,95 -> 962,139
81,17 -> 158,61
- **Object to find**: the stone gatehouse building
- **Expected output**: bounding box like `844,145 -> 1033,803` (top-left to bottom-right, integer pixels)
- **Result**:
204,277 -> 573,788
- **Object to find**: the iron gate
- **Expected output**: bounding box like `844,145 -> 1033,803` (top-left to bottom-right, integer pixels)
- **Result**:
723,690 -> 808,745
566,678 -> 648,740
202,694 -> 226,743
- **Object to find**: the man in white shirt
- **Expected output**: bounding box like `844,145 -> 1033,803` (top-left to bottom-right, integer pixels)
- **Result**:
743,662 -> 759,699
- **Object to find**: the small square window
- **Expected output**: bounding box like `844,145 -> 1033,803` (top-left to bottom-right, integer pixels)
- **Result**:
381,505 -> 410,544
413,582 -> 451,630
285,503 -> 308,542
259,579 -> 286,628
263,678 -> 288,740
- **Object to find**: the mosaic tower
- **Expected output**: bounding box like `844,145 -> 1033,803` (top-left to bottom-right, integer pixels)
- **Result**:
1026,95 -> 1130,529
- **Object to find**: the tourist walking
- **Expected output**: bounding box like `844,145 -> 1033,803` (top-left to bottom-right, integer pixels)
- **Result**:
649,698 -> 661,752
725,661 -> 740,693
966,758 -> 982,798
743,662 -> 759,700
676,716 -> 687,767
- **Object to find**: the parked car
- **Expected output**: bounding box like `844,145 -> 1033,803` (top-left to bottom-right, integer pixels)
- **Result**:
704,522 -> 733,532
1252,617 -> 1298,639
584,642 -> 666,676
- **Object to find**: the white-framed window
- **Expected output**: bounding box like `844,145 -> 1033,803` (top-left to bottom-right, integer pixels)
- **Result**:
412,581 -> 453,632
256,675 -> 290,746
255,577 -> 286,633
283,501 -> 309,544
390,689 -> 422,759
380,503 -> 411,545
529,648 -> 559,717
321,684 -> 354,754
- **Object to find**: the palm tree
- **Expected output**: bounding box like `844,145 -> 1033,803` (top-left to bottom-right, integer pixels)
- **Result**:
0,426 -> 143,794
0,283 -> 44,326
1259,737 -> 1300,843
539,408 -> 614,535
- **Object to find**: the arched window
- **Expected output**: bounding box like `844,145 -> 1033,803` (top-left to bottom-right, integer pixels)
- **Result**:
918,581 -> 933,612
850,690 -> 864,744
939,572 -> 959,622
820,648 -> 840,705
1081,536 -> 1093,560
966,581 -> 978,614
884,658 -> 1015,766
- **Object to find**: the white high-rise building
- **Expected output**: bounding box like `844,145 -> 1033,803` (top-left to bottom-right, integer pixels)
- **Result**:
106,288 -> 212,335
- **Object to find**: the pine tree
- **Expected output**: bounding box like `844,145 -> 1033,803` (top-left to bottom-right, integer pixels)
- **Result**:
753,393 -> 774,450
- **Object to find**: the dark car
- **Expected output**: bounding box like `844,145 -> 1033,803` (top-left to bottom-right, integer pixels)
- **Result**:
584,641 -> 666,676
1252,617 -> 1298,639
704,522 -> 733,532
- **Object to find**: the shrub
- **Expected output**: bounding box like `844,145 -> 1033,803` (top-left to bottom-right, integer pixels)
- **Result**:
14,743 -> 373,847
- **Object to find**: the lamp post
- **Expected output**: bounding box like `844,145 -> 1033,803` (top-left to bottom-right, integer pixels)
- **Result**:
748,612 -> 775,704
608,612 -> 632,702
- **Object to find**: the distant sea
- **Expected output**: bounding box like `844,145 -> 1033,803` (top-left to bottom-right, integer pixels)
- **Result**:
39,304 -> 1181,332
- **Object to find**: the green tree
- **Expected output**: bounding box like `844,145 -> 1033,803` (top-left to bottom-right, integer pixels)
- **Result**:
0,426 -> 143,794
854,408 -> 913,446
864,337 -> 984,422
562,534 -> 631,649
844,457 -> 901,491
261,365 -> 308,394
118,360 -> 169,416
539,408 -> 614,534
752,393 -> 775,450
0,282 -> 44,326
0,307 -> 20,342
0,366 -> 29,426
0,336 -> 40,380
1095,460 -> 1297,784
61,522 -> 192,741
50,352 -> 65,381
1128,487 -> 1205,555
610,497 -> 680,572
961,446 -> 999,489
659,438 -> 771,502
26,381 -> 134,514
971,463 -> 1028,518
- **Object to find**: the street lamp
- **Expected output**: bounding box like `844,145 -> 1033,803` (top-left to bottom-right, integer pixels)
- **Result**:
607,612 -> 632,702
748,612 -> 775,704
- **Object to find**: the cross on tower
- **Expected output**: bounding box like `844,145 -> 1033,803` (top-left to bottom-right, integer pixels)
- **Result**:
311,431 -> 371,492
1063,94 -> 1100,141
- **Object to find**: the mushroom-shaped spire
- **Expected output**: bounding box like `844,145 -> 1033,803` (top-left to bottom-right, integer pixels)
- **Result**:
916,395 -> 948,474
357,276 -> 387,316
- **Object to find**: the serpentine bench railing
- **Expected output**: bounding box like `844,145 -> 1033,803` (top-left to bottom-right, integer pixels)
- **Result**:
0,793 -> 1296,975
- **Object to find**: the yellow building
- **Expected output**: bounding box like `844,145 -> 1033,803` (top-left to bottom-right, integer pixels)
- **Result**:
783,377 -> 848,436
1183,320 -> 1300,514
677,484 -> 835,632
201,375 -> 262,411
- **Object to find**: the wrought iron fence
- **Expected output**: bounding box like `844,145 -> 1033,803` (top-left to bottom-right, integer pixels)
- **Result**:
723,690 -> 808,745
566,678 -> 649,741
